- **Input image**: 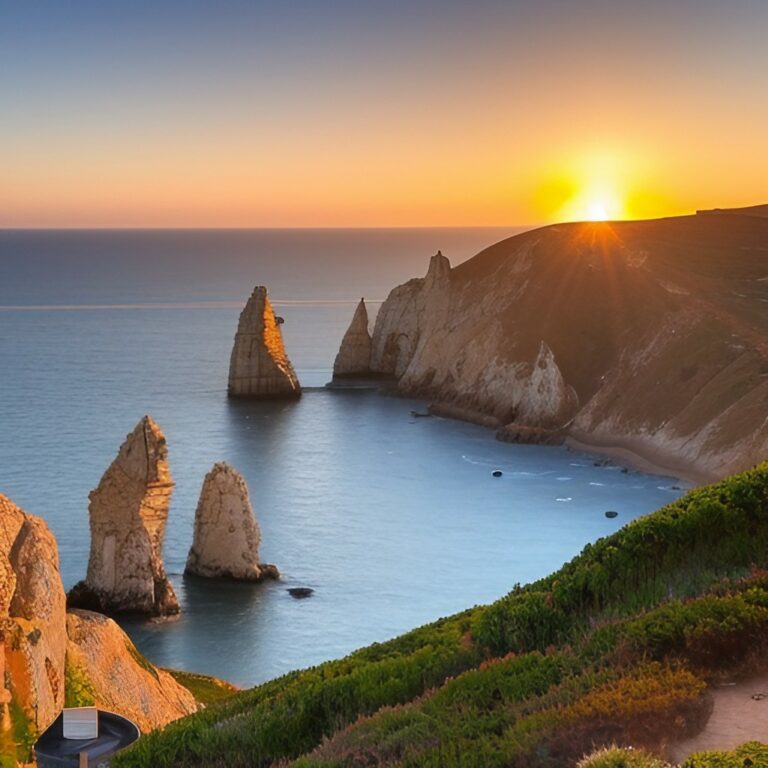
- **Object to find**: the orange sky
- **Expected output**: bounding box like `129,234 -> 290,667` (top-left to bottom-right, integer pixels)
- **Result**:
2,2 -> 767,228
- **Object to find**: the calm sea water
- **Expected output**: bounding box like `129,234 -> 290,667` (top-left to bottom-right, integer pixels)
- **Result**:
0,229 -> 683,686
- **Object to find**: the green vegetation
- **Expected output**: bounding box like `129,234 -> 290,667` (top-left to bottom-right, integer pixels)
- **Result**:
577,746 -> 671,768
682,741 -> 768,767
64,656 -> 97,708
3,694 -> 35,767
113,463 -> 768,768
166,668 -> 239,706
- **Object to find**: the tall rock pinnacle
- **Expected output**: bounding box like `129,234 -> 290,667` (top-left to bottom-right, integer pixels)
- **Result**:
333,298 -> 373,378
68,416 -> 180,617
228,286 -> 301,398
185,462 -> 279,581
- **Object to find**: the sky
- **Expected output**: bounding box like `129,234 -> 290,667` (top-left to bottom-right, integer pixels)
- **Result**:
1,0 -> 767,227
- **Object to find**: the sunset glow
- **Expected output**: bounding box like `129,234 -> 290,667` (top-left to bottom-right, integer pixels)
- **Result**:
2,2 -> 767,228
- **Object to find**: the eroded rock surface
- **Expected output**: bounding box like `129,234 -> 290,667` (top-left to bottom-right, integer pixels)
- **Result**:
68,416 -> 179,617
333,299 -> 373,377
186,463 -> 279,581
372,213 -> 768,481
228,286 -> 301,398
0,494 -> 66,733
65,609 -> 198,732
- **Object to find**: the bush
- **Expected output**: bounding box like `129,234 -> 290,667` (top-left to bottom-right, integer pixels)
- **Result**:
682,741 -> 768,767
577,745 -> 671,768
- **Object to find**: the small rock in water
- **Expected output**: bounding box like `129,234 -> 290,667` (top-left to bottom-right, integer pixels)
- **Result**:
288,587 -> 314,599
621,468 -> 629,474
605,510 -> 619,519
492,470 -> 503,477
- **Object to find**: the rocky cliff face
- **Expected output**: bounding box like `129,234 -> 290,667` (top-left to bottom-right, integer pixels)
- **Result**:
372,214 -> 768,481
1,492 -> 198,765
68,416 -> 180,617
333,299 -> 373,377
185,463 -> 279,581
1,494 -> 67,735
65,610 -> 198,732
228,286 -> 301,398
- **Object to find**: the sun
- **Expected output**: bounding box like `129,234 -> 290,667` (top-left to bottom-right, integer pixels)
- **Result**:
585,200 -> 610,221
558,184 -> 627,222
540,148 -> 636,223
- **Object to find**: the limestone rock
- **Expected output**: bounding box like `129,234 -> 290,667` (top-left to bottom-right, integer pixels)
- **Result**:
371,213 -> 768,481
333,299 -> 373,377
0,494 -> 67,733
228,286 -> 301,398
68,416 -> 180,617
370,251 -> 452,378
185,463 -> 279,581
65,609 -> 198,732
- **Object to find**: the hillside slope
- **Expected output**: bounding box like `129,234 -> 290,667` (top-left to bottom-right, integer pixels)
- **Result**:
114,463 -> 768,768
368,211 -> 768,481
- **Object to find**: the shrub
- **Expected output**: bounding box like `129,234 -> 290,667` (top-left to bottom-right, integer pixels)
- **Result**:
682,740 -> 768,767
577,745 -> 671,768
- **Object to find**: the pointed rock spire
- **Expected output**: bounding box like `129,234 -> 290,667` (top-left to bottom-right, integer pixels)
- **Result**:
424,250 -> 451,291
333,298 -> 373,378
185,463 -> 279,581
228,286 -> 301,398
68,416 -> 180,617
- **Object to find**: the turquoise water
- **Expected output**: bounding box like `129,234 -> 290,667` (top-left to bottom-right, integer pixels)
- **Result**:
0,229 -> 683,685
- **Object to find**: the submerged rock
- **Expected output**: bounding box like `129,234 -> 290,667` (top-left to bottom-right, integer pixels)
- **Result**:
333,298 -> 373,378
0,493 -> 67,732
228,286 -> 301,398
68,416 -> 180,617
185,463 -> 279,582
287,587 -> 314,599
65,609 -> 198,732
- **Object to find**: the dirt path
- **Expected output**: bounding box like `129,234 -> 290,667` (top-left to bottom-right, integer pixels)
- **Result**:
668,676 -> 768,762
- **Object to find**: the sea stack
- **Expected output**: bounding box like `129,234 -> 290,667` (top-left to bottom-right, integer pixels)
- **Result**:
68,416 -> 180,617
333,298 -> 373,378
228,286 -> 301,398
185,463 -> 279,581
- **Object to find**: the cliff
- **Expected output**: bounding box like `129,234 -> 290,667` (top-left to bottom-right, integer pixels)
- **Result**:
65,610 -> 198,732
1,494 -> 66,738
371,213 -> 768,481
185,462 -> 279,581
228,286 -> 301,398
0,492 -> 200,766
68,416 -> 180,617
333,299 -> 373,378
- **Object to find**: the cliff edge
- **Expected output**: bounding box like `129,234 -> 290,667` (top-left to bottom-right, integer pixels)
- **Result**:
369,213 -> 768,481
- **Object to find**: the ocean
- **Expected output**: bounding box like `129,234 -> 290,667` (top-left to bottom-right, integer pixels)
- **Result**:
0,228 -> 683,686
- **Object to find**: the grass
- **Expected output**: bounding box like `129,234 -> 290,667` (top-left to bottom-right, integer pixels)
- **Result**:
166,669 -> 239,706
110,462 -> 768,768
